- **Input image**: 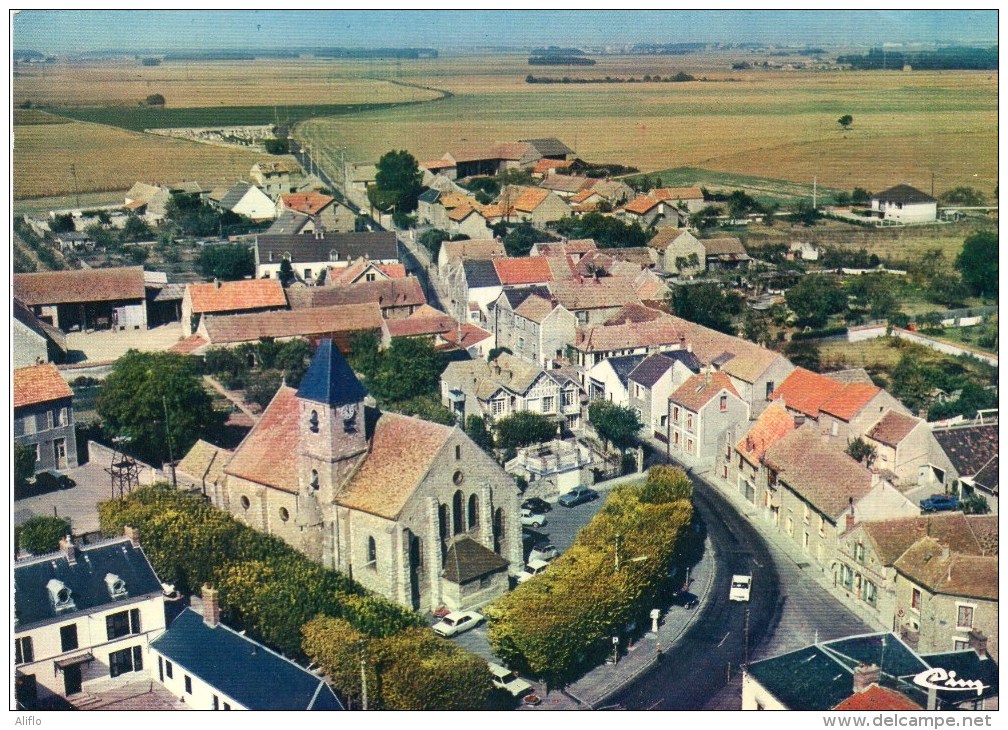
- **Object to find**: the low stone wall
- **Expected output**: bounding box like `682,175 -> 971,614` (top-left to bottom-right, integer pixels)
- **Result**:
87,440 -> 159,486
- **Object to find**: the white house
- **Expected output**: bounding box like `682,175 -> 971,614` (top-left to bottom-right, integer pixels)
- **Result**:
14,530 -> 167,709
213,181 -> 277,222
586,353 -> 647,407
626,351 -> 702,439
870,184 -> 937,224
668,370 -> 750,470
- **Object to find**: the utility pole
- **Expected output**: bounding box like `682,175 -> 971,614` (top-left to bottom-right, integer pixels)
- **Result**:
70,163 -> 80,208
812,176 -> 817,209
744,608 -> 750,667
614,533 -> 622,572
162,396 -> 176,488
359,644 -> 369,710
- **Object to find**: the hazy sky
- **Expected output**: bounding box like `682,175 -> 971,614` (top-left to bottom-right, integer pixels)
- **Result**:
12,10 -> 998,53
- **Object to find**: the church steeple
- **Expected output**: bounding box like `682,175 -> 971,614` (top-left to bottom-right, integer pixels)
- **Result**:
296,339 -> 368,502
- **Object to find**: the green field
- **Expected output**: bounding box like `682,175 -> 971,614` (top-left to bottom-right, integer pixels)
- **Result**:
629,167 -> 845,205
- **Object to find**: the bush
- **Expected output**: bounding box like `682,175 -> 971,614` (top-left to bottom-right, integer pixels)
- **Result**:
486,471 -> 693,684
17,516 -> 72,554
494,411 -> 558,451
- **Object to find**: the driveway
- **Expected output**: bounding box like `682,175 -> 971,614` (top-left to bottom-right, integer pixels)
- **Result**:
64,322 -> 182,364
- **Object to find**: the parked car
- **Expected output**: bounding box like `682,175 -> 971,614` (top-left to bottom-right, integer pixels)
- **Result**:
488,662 -> 533,697
670,591 -> 699,609
729,574 -> 752,602
520,508 -> 547,528
33,471 -> 76,491
529,542 -> 560,563
517,558 -> 551,583
432,610 -> 484,637
521,497 -> 552,514
920,494 -> 960,513
558,486 -> 599,508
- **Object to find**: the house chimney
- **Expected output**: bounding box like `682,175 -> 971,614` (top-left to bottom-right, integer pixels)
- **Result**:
794,414 -> 806,428
852,663 -> 881,693
845,513 -> 855,530
940,544 -> 950,561
202,585 -> 221,628
968,629 -> 988,659
124,525 -> 141,548
214,278 -> 221,289
59,535 -> 76,565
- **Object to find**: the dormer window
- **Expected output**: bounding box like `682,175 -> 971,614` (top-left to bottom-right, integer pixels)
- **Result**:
309,410 -> 320,433
329,249 -> 339,262
105,573 -> 128,599
310,469 -> 319,491
47,579 -> 76,613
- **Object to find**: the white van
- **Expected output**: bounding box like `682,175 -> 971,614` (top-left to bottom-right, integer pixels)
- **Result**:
730,574 -> 752,602
488,662 -> 533,697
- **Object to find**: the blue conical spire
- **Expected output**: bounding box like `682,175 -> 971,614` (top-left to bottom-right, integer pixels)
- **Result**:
296,339 -> 367,406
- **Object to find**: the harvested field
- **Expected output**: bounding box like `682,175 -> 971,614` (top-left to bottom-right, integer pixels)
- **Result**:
13,118 -> 266,199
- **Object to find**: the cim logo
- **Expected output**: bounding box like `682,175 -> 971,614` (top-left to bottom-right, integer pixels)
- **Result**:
912,668 -> 988,696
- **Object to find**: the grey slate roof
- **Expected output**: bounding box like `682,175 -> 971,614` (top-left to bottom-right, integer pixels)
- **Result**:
499,286 -> 552,310
521,137 -> 576,158
218,181 -> 255,210
152,609 -> 343,711
417,188 -> 441,204
627,351 -> 702,388
256,231 -> 398,265
606,353 -> 647,387
932,424 -> 998,478
462,259 -> 502,288
296,338 -> 367,406
442,537 -> 509,584
664,349 -> 703,373
267,210 -> 312,236
14,537 -> 163,630
13,297 -> 67,354
873,184 -> 936,205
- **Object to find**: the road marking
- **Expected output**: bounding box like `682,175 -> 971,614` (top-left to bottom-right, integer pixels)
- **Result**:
718,632 -> 731,647
752,558 -> 764,568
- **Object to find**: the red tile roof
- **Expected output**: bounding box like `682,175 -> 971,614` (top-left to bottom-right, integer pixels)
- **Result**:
169,334 -> 209,355
447,204 -> 479,222
493,256 -> 554,286
533,158 -> 574,175
376,263 -> 406,279
571,188 -> 600,204
441,323 -> 493,349
187,279 -> 287,314
286,277 -> 426,311
652,186 -> 704,202
834,685 -> 922,711
14,363 -> 73,408
511,186 -> 550,213
670,371 -> 741,412
337,413 -> 454,519
13,266 -> 146,306
866,411 -> 923,447
820,382 -> 882,422
623,195 -> 662,215
202,302 -> 384,345
224,386 -> 301,491
421,158 -> 456,171
737,402 -> 795,467
281,192 -> 335,216
772,367 -> 845,418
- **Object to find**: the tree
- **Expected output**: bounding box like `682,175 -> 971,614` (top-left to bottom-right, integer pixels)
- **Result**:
955,231 -> 998,298
418,228 -> 450,257
369,337 -> 443,402
851,187 -> 872,205
50,213 -> 76,233
122,214 -> 152,242
465,415 -> 495,453
785,274 -> 846,328
145,93 -> 165,106
837,114 -> 854,129
278,258 -> 295,287
197,243 -> 256,281
15,443 -> 36,487
960,493 -> 991,515
784,340 -> 821,371
16,516 -> 72,554
791,199 -> 820,226
503,222 -> 553,257
668,282 -> 742,334
553,212 -> 646,248
369,150 -> 423,213
588,400 -> 641,453
688,206 -> 722,230
494,412 -> 558,451
939,186 -> 985,206
96,350 -> 224,465
263,138 -> 290,155
889,353 -> 934,413
845,437 -> 877,468
244,369 -> 283,410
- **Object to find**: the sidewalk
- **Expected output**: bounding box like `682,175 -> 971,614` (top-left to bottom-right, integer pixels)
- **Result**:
522,532 -> 717,711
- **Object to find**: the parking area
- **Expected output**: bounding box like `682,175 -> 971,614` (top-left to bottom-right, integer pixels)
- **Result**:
521,495 -> 607,561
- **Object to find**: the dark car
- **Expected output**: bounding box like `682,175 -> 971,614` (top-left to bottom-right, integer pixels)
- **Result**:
521,497 -> 552,514
34,471 -> 76,491
920,494 -> 960,512
558,486 -> 599,508
670,591 -> 699,609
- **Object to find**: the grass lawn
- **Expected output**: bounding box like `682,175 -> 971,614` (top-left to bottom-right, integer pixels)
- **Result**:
819,336 -> 997,388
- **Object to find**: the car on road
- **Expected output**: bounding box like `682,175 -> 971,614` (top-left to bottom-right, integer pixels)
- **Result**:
920,494 -> 960,513
529,542 -> 560,563
729,574 -> 752,602
520,508 -> 547,528
521,497 -> 552,514
488,662 -> 533,698
516,558 -> 551,583
432,610 -> 484,637
33,471 -> 76,491
558,486 -> 599,508
670,591 -> 699,609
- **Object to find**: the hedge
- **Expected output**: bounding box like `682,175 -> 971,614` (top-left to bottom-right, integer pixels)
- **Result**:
792,325 -> 848,341
485,466 -> 694,684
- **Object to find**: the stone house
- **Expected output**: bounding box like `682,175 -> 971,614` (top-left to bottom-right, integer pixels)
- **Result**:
13,298 -> 67,368
817,384 -> 912,444
254,231 -> 399,282
548,275 -> 642,326
14,530 -> 166,709
925,422 -> 999,508
215,340 -> 523,612
627,351 -> 702,441
722,401 -> 796,507
124,182 -> 171,222
445,259 -> 503,324
568,304 -> 688,371
489,289 -> 577,367
539,173 -> 594,199
250,159 -> 302,199
437,238 -> 505,277
586,354 -> 646,407
648,228 -> 705,276
667,370 -> 750,470
447,205 -> 494,240
279,191 -> 355,233
700,236 -> 752,271
181,279 -> 287,336
210,181 -> 276,222
483,185 -> 571,227
863,411 -> 938,488
285,276 -> 426,320
14,363 -> 78,473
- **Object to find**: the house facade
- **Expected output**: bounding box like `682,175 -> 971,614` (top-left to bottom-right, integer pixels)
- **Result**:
14,298 -> 67,368
216,340 -> 523,613
14,363 -> 78,473
667,371 -> 750,470
489,288 -> 577,367
627,351 -> 702,440
871,185 -> 937,224
14,531 -> 166,709
14,266 -> 149,332
648,228 -> 705,276
255,231 -> 399,281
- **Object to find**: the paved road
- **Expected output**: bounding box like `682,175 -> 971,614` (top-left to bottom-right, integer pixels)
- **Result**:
609,473 -> 872,710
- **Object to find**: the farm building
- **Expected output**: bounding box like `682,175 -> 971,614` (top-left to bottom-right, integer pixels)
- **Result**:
250,159 -> 303,199
13,266 -> 149,332
181,279 -> 288,337
278,192 -> 355,233
870,185 -> 937,224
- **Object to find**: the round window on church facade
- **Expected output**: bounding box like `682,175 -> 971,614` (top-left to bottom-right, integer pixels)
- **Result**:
279,507 -> 290,522
240,495 -> 250,510
453,470 -> 464,485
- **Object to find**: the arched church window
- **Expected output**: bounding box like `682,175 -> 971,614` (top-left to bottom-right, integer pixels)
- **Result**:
453,490 -> 464,535
309,410 -> 319,433
468,493 -> 479,530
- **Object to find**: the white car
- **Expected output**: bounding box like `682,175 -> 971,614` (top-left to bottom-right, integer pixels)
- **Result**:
529,542 -> 560,563
729,574 -> 752,602
520,508 -> 547,528
516,558 -> 551,583
488,662 -> 533,697
432,610 -> 484,637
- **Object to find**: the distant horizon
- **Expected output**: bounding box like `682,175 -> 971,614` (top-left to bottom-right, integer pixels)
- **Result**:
12,10 -> 998,55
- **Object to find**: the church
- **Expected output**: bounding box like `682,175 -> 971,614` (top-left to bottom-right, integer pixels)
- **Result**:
208,339 -> 523,612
